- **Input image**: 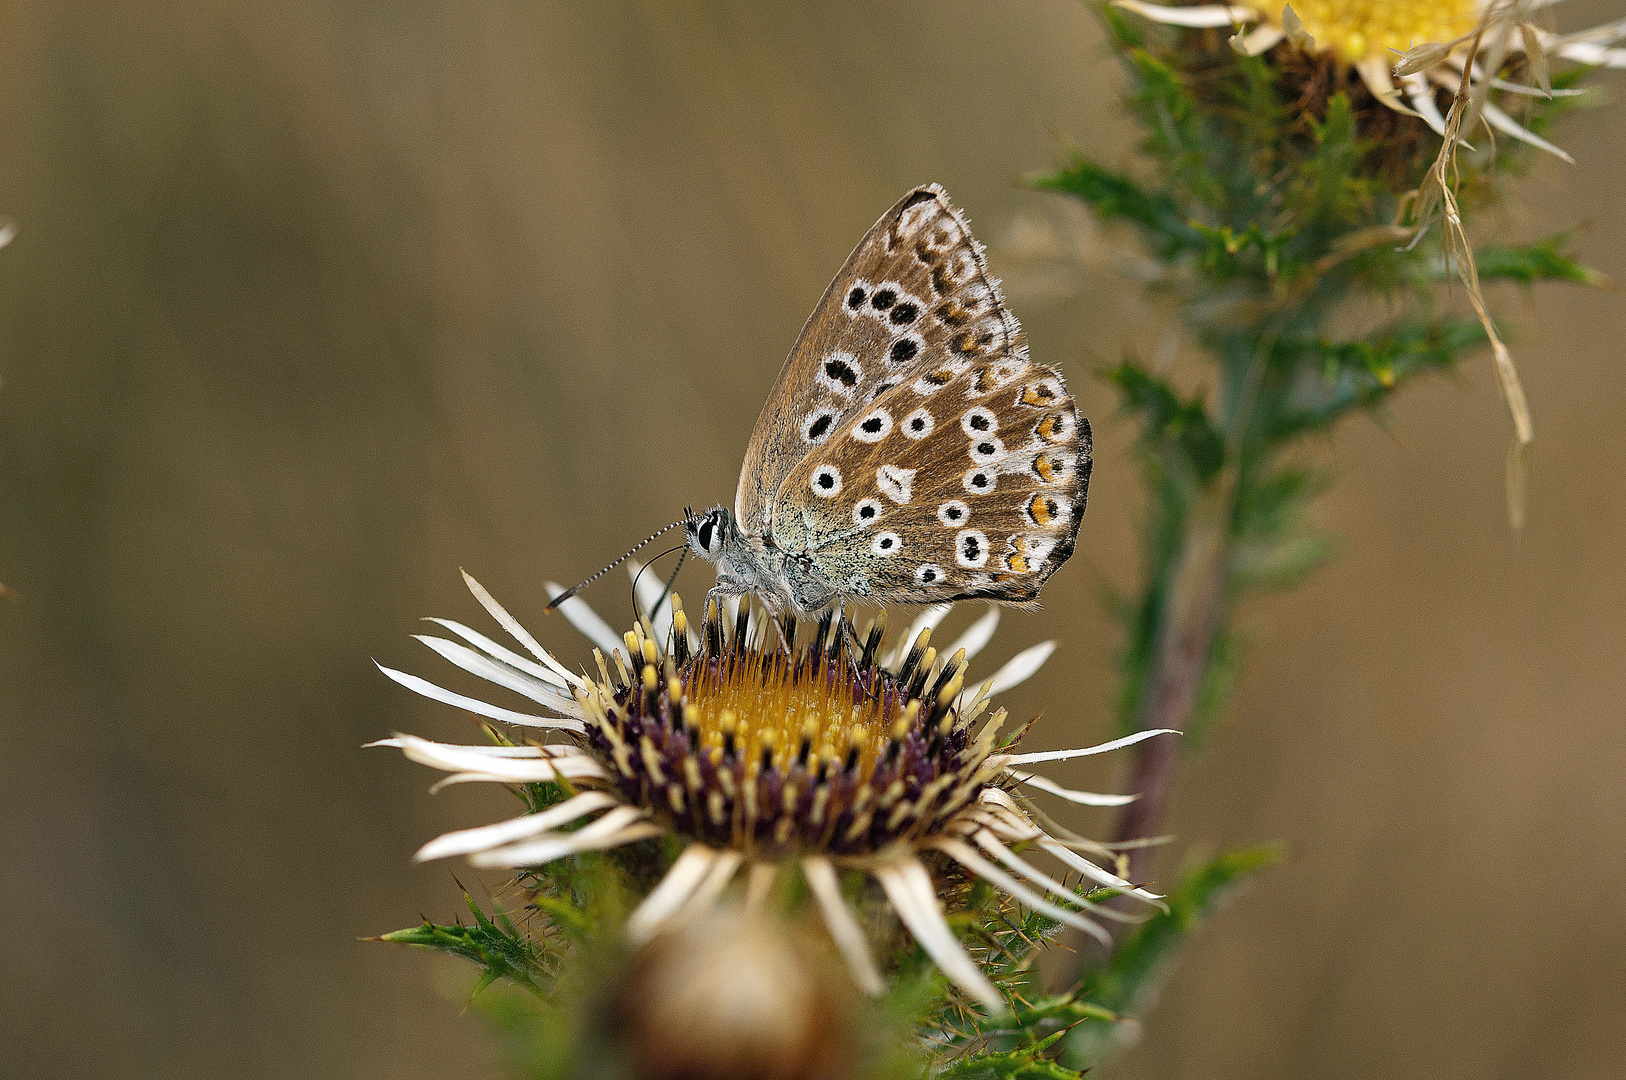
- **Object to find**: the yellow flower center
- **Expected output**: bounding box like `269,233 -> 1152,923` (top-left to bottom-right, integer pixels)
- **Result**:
684,640 -> 901,781
1280,0 -> 1478,63
579,596 -> 1002,859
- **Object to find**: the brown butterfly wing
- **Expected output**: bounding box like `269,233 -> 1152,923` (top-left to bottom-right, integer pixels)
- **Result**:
773,355 -> 1091,605
734,184 -> 1023,537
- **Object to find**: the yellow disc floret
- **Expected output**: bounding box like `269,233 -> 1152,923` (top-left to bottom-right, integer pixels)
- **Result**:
1283,0 -> 1478,63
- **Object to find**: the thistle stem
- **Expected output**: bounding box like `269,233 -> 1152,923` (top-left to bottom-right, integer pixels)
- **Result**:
1112,485 -> 1231,887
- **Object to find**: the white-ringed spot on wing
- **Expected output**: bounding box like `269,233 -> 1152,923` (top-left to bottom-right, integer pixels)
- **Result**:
1031,451 -> 1072,485
872,531 -> 901,556
887,295 -> 922,329
937,500 -> 969,527
816,351 -> 862,398
964,467 -> 996,494
810,464 -> 843,498
852,498 -> 883,526
867,283 -> 905,317
851,407 -> 892,443
1025,492 -> 1069,528
968,435 -> 1005,464
887,333 -> 923,367
1036,410 -> 1076,444
902,407 -> 935,440
914,563 -> 944,586
876,464 -> 917,505
1018,376 -> 1063,408
955,529 -> 990,570
842,280 -> 873,315
1006,535 -> 1057,574
960,406 -> 997,437
801,408 -> 839,445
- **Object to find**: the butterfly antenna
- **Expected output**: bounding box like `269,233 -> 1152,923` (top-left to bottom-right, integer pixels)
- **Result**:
543,516 -> 688,612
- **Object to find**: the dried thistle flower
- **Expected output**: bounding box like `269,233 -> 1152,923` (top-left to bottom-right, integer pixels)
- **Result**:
598,910 -> 858,1080
375,572 -> 1172,1012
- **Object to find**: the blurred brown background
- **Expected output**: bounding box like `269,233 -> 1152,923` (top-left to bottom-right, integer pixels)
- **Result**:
1,2 -> 1621,1078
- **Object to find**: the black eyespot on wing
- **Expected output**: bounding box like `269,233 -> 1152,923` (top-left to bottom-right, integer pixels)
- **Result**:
910,417 -> 926,432
977,441 -> 996,456
879,536 -> 894,549
809,414 -> 833,439
970,472 -> 990,489
947,505 -> 963,520
970,414 -> 989,431
816,472 -> 836,490
962,535 -> 981,558
889,302 -> 918,326
859,504 -> 876,519
824,357 -> 858,388
889,338 -> 918,364
846,286 -> 866,309
871,288 -> 897,310
861,417 -> 883,434
921,567 -> 937,582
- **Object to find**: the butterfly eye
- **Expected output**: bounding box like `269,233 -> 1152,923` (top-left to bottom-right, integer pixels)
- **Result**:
697,518 -> 716,553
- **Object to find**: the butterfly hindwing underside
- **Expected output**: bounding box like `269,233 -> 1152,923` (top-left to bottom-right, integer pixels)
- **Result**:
739,185 -> 1091,607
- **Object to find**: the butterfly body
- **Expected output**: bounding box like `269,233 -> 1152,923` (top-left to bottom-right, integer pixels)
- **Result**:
686,185 -> 1091,616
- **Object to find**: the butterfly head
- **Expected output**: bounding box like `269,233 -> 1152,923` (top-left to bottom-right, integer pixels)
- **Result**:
684,505 -> 735,565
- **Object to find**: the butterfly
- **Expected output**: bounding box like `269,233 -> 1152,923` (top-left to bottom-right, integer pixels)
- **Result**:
675,185 -> 1092,617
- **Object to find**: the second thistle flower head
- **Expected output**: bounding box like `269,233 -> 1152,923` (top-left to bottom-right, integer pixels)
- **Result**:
377,572 -> 1174,1012
1115,0 -> 1623,164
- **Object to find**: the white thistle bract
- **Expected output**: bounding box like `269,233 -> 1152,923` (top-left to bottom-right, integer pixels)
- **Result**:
374,570 -> 1173,1012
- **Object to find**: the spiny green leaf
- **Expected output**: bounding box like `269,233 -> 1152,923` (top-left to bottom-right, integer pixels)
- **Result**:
935,1031 -> 1086,1080
1473,233 -> 1610,288
1105,362 -> 1225,482
377,897 -> 552,998
1032,156 -> 1198,259
1267,318 -> 1487,440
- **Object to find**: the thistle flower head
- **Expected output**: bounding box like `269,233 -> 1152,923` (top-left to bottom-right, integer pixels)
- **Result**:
1116,0 -> 1624,158
375,571 -> 1174,1012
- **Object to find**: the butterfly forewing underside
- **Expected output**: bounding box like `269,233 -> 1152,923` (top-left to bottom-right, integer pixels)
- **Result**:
736,185 -> 1091,607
